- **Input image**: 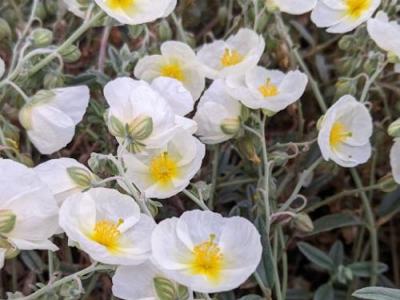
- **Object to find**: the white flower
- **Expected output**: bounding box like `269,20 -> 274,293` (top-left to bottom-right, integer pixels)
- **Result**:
59,187 -> 155,265
226,67 -> 308,112
151,210 -> 262,293
19,86 -> 90,155
311,0 -> 381,33
193,80 -> 242,144
94,0 -> 177,25
367,11 -> 400,59
122,130 -> 205,199
112,260 -> 194,300
318,95 -> 373,167
0,159 -> 59,268
134,41 -> 205,100
62,0 -> 86,18
390,139 -> 400,184
35,158 -> 95,206
197,28 -> 265,79
104,77 -> 192,153
267,0 -> 317,15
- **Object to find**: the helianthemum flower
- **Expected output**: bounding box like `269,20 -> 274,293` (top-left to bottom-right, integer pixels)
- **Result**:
311,0 -> 381,33
62,0 -> 87,18
226,67 -> 308,113
35,158 -> 96,206
0,159 -> 59,269
59,187 -> 155,265
19,86 -> 90,155
197,28 -> 265,79
151,210 -> 262,293
193,80 -> 242,144
94,0 -> 177,25
104,77 -> 193,153
134,41 -> 205,100
121,130 -> 205,199
266,0 -> 317,15
112,261 -> 193,300
318,95 -> 373,167
390,139 -> 400,184
367,11 -> 400,69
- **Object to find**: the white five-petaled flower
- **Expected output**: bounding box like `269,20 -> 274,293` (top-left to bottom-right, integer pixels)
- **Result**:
197,28 -> 265,79
35,158 -> 96,206
19,86 -> 90,155
151,210 -> 262,293
0,159 -> 59,269
193,80 -> 242,144
94,0 -> 177,25
367,11 -> 400,63
226,67 -> 308,113
121,130 -> 205,199
311,0 -> 381,33
104,77 -> 194,153
266,0 -> 317,15
112,260 -> 194,300
59,187 -> 155,265
134,41 -> 205,100
390,139 -> 400,184
318,95 -> 373,167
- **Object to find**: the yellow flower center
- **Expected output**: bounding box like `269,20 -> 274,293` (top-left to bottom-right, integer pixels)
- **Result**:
160,62 -> 185,82
106,0 -> 135,10
330,122 -> 352,148
345,0 -> 371,19
90,219 -> 123,252
220,49 -> 244,67
149,152 -> 179,186
189,234 -> 224,283
258,79 -> 279,97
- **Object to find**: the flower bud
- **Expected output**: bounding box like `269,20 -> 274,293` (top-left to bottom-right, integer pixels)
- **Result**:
269,151 -> 289,167
338,35 -> 353,51
0,238 -> 19,259
335,79 -> 356,98
43,71 -> 64,89
60,45 -> 81,63
128,25 -> 144,39
107,115 -> 126,137
220,117 -> 240,135
0,209 -> 16,234
158,20 -> 172,41
388,118 -> 400,138
316,115 -> 325,131
18,104 -> 33,130
236,136 -> 261,165
265,0 -> 279,13
388,52 -> 400,64
0,18 -> 11,40
128,115 -> 153,140
292,213 -> 314,233
31,28 -> 53,48
378,174 -> 398,193
67,167 -> 93,189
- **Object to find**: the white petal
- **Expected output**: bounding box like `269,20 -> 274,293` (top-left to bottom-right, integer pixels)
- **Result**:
52,86 -> 90,124
275,0 -> 317,15
390,139 -> 400,184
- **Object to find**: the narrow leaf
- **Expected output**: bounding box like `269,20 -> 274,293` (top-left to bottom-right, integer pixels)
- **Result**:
298,242 -> 334,272
314,283 -> 334,300
307,213 -> 360,236
353,287 -> 400,300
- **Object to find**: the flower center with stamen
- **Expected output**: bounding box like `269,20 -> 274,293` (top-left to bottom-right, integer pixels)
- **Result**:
345,0 -> 371,19
330,122 -> 352,148
160,62 -> 185,81
91,219 -> 123,251
149,152 -> 179,186
189,234 -> 224,282
258,79 -> 279,97
220,49 -> 244,67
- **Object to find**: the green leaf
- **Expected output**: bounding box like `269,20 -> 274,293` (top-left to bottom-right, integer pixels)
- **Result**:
348,262 -> 388,278
307,213 -> 360,236
314,283 -> 334,300
239,295 -> 264,300
298,242 -> 334,272
353,287 -> 400,300
329,241 -> 344,265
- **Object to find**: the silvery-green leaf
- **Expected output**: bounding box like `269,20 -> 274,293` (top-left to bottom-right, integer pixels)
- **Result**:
298,242 -> 334,272
314,283 -> 334,300
353,287 -> 400,300
348,262 -> 388,278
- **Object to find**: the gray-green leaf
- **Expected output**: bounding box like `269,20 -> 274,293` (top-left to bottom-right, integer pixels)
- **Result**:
298,242 -> 334,272
314,283 -> 334,300
353,287 -> 400,300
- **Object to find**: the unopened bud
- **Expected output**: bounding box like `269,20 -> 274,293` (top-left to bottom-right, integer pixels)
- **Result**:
60,45 -> 81,63
388,52 -> 400,64
293,213 -> 314,233
31,28 -> 53,48
236,136 -> 261,165
378,174 -> 398,193
128,25 -> 144,39
220,117 -> 240,136
67,167 -> 93,189
0,18 -> 11,40
316,115 -> 325,131
0,238 -> 19,259
18,104 -> 33,130
388,118 -> 400,138
128,115 -> 153,140
269,151 -> 289,167
338,36 -> 353,51
335,79 -> 356,97
0,210 -> 16,234
43,72 -> 64,89
265,0 -> 279,13
158,20 -> 172,41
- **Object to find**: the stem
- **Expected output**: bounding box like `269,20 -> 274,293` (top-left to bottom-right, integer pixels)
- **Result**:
48,250 -> 54,280
98,22 -> 112,72
28,11 -> 105,77
274,12 -> 327,113
171,13 -> 187,43
350,169 -> 379,285
208,144 -> 220,210
360,60 -> 388,103
182,189 -> 210,211
4,80 -> 30,102
21,263 -> 112,300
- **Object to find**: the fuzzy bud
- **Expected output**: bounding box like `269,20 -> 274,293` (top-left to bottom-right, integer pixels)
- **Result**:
158,20 -> 172,41
31,28 -> 53,48
269,151 -> 289,167
0,210 -> 16,234
236,136 -> 261,165
388,118 -> 400,138
220,117 -> 240,136
378,174 -> 398,193
43,72 -> 64,89
60,45 -> 81,63
293,213 -> 314,233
